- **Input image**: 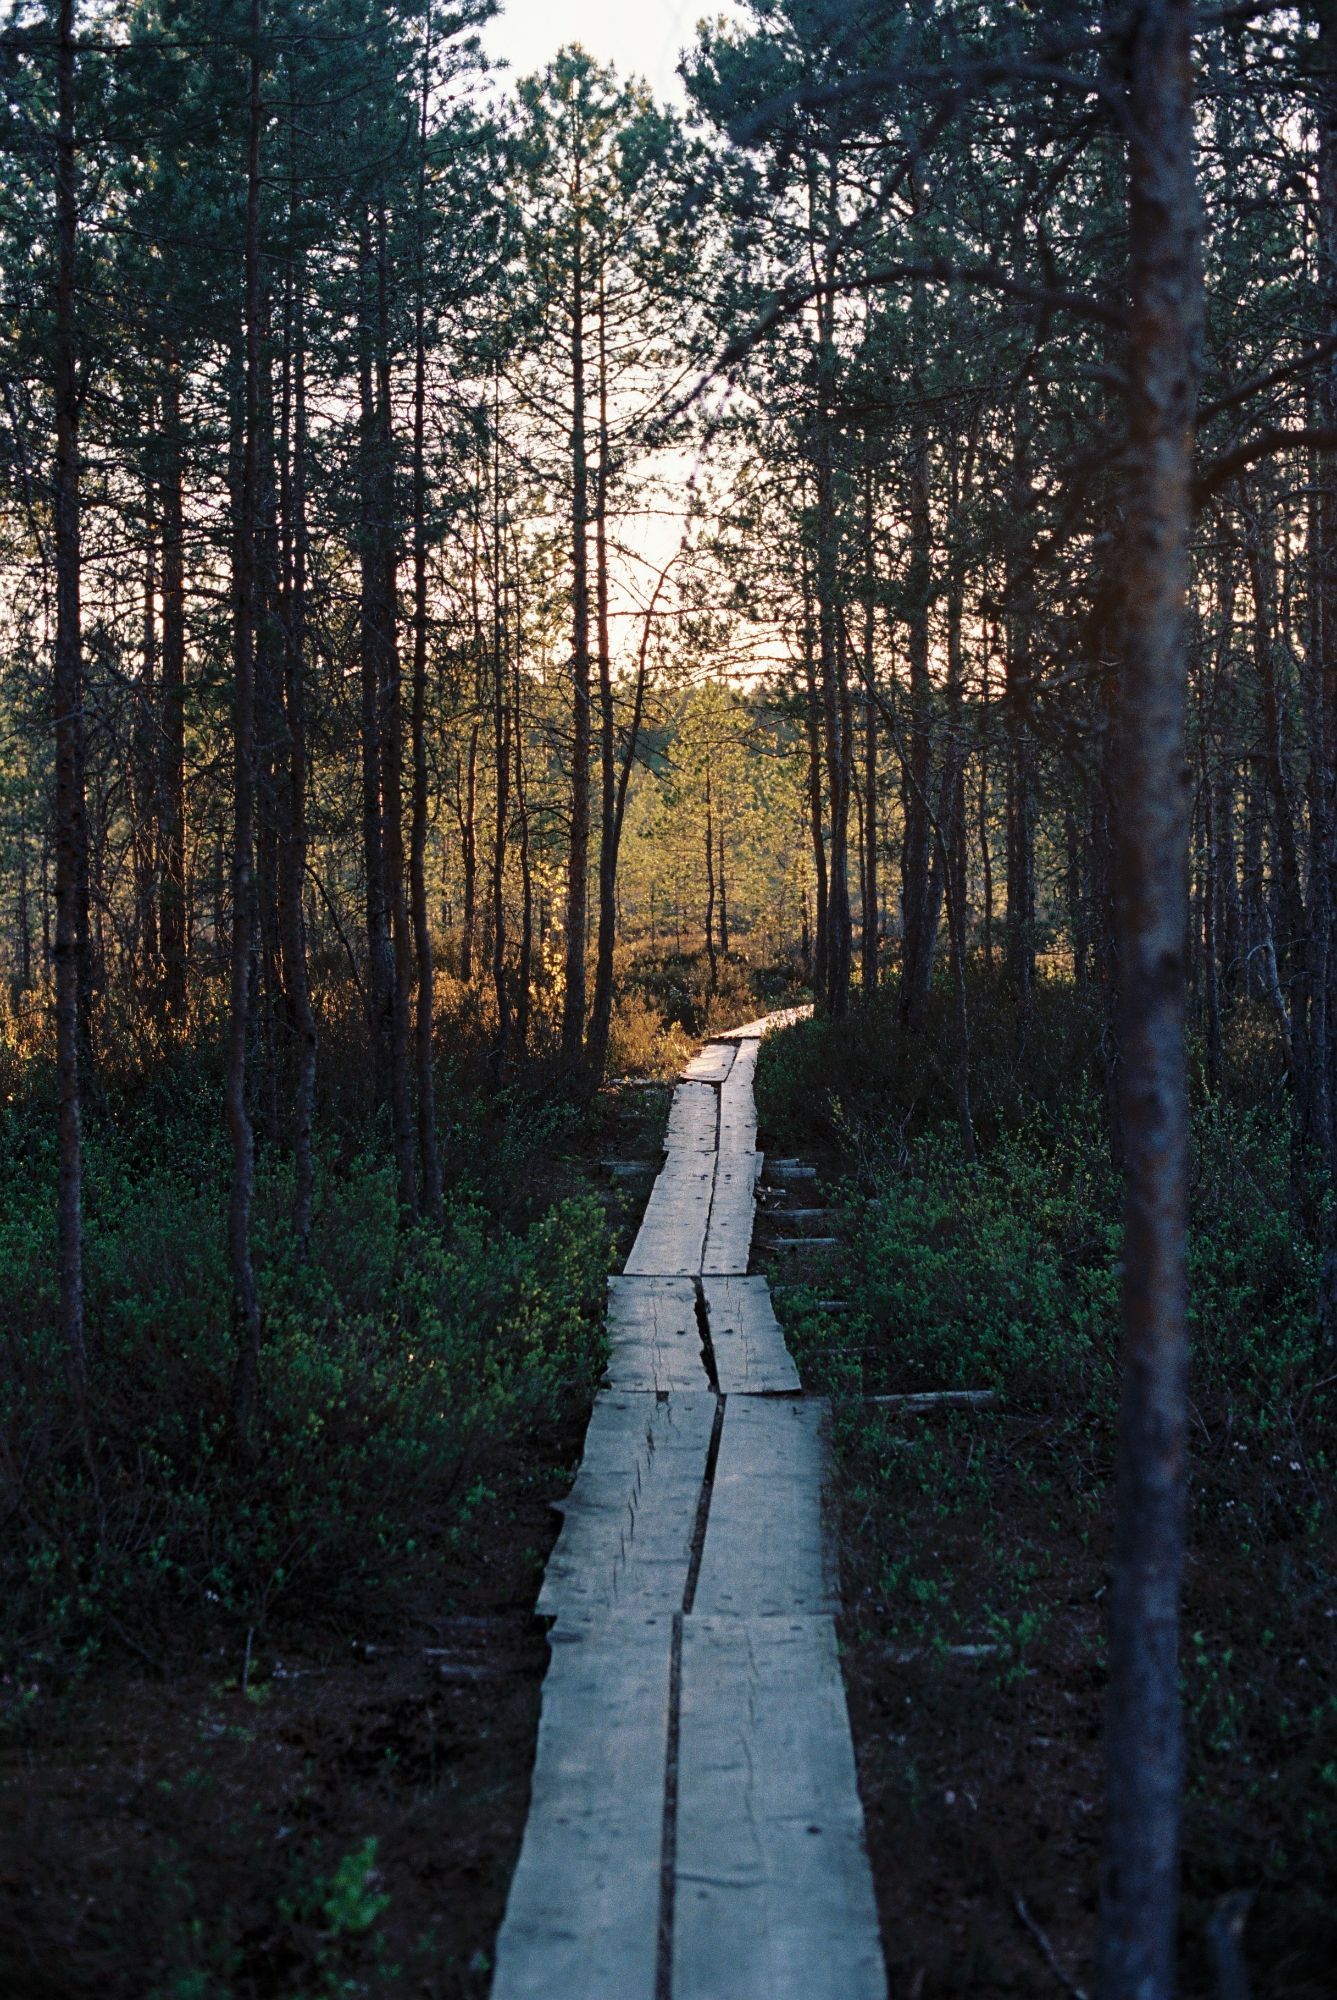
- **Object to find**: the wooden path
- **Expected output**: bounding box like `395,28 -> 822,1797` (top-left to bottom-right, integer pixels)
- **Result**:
492,1015 -> 886,2000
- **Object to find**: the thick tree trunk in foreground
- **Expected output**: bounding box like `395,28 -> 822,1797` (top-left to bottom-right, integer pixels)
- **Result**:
228,0 -> 265,1446
1099,6 -> 1200,1994
53,0 -> 85,1387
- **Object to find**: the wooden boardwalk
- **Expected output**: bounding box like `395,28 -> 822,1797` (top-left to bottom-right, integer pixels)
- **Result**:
492,1015 -> 885,2000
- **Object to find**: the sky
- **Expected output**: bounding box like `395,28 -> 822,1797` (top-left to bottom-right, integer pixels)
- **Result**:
481,0 -> 746,108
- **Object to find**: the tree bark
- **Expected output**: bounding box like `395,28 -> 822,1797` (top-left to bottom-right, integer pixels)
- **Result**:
375,213 -> 417,1217
704,762 -> 718,993
490,371 -> 512,1069
1099,8 -> 1201,1996
1004,457 -> 1036,1015
512,541 -> 534,1055
585,248 -> 619,1086
228,0 -> 265,1447
278,194 -> 317,1254
900,431 -> 937,1029
159,352 -> 187,1020
861,468 -> 879,995
561,140 -> 592,1073
717,817 -> 730,959
801,563 -> 828,1000
357,213 -> 394,1116
1313,3 -> 1337,1336
410,42 -> 443,1217
53,0 -> 85,1388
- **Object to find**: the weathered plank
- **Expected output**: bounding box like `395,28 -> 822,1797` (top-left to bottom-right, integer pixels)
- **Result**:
702,1274 -> 800,1395
491,1617 -> 672,2000
666,1080 -> 718,1153
701,1151 -> 761,1276
717,1039 -> 759,1154
683,1041 -> 736,1084
625,1150 -> 716,1275
864,1389 -> 997,1410
717,1005 -> 814,1041
538,1390 -> 716,1621
693,1395 -> 835,1617
674,1616 -> 886,2000
604,1275 -> 709,1393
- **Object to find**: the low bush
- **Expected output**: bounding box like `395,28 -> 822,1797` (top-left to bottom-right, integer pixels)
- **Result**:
621,945 -> 806,1039
0,1098 -> 612,1725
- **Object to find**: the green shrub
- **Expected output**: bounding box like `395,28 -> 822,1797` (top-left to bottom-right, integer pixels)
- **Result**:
0,1105 -> 612,1716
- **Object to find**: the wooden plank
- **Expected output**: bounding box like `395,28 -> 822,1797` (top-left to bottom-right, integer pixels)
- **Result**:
666,1079 -> 718,1153
491,1617 -> 672,2000
539,1390 -> 716,1621
605,1275 -> 709,1393
702,1275 -> 800,1395
701,1150 -> 761,1275
683,1042 -> 736,1084
717,1004 -> 814,1041
694,1396 -> 835,1616
864,1389 -> 997,1410
624,1150 -> 716,1275
763,1235 -> 841,1252
717,1039 -> 759,1154
674,1616 -> 887,2000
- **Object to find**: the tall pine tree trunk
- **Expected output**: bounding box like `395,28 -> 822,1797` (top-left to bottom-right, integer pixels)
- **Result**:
228,0 -> 265,1446
861,468 -> 879,995
900,431 -> 936,1029
704,763 -> 718,993
1099,7 -> 1200,1993
160,352 -> 187,1020
490,373 -> 512,1068
53,0 -> 85,1387
357,215 -> 394,1114
561,156 -> 592,1073
1315,4 -> 1337,1337
585,252 -> 619,1087
410,44 -> 443,1216
278,208 -> 317,1254
375,215 -> 417,1216
801,562 -> 828,999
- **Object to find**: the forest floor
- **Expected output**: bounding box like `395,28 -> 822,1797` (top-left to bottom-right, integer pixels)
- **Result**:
0,1078 -> 672,2000
3,974 -> 1331,2000
757,1141 -> 1101,1999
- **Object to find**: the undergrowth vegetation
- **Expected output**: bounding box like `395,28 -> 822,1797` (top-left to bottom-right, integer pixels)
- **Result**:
0,945 -> 800,1736
0,1093 -> 612,1729
758,969 -> 1336,1997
